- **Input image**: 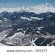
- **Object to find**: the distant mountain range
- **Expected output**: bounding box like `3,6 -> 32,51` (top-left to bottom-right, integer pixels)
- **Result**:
0,3 -> 55,13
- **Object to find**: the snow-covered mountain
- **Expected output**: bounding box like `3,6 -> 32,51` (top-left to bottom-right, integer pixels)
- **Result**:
0,3 -> 55,46
0,3 -> 55,13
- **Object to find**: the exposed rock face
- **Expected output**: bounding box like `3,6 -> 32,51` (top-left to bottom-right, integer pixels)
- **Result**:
0,3 -> 55,46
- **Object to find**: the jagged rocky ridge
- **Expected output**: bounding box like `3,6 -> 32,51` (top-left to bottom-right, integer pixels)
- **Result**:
0,3 -> 55,46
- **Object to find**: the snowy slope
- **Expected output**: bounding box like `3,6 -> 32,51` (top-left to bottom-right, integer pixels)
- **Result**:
0,3 -> 55,46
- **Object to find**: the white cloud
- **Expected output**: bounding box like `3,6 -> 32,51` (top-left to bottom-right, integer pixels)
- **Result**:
0,3 -> 55,14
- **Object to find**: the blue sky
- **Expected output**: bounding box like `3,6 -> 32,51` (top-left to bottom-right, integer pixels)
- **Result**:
0,0 -> 55,7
